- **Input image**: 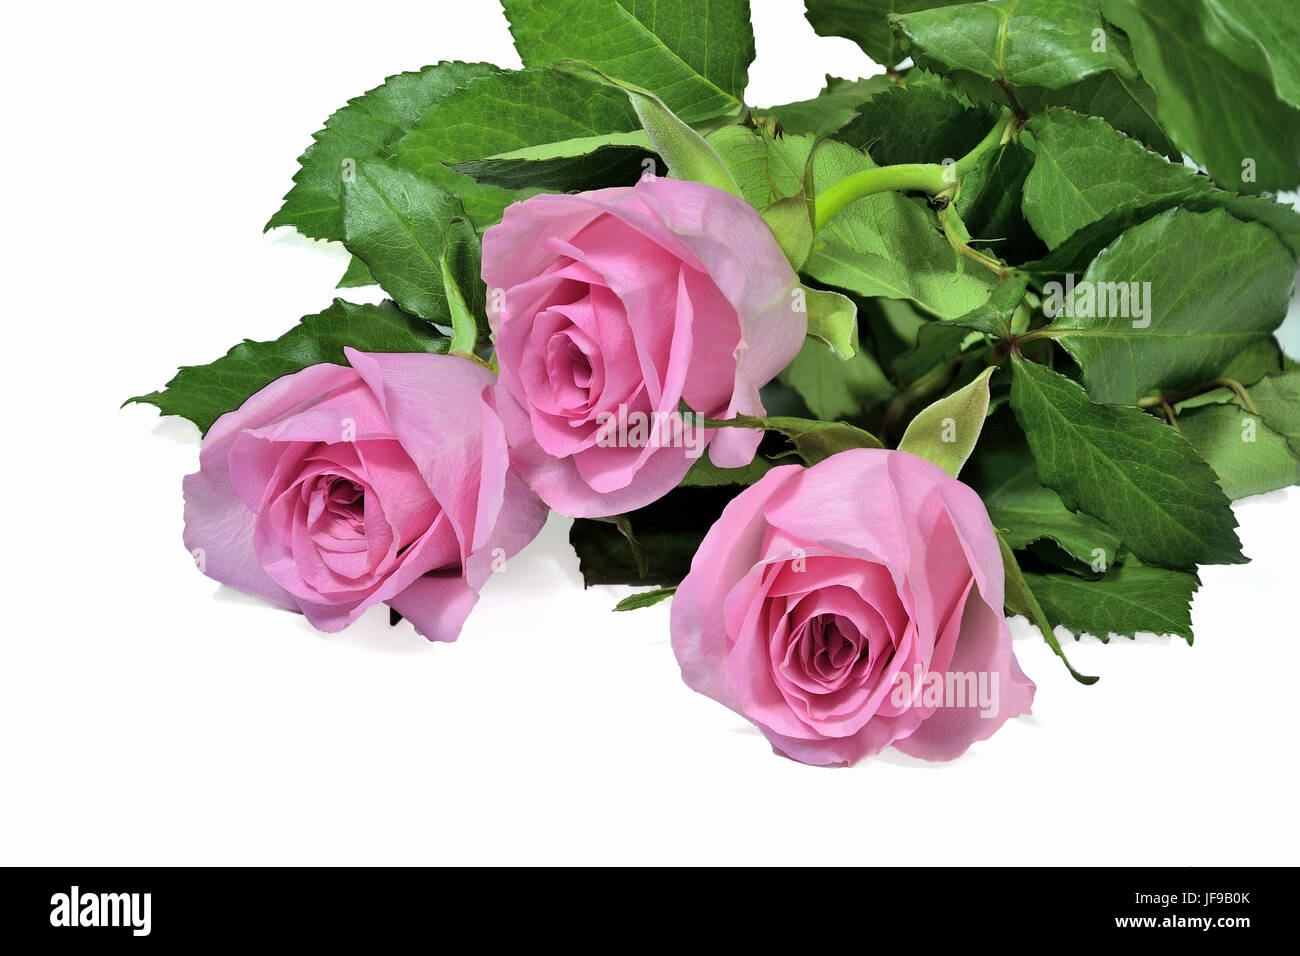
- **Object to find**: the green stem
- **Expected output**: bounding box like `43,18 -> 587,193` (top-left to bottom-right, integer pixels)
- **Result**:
1136,377 -> 1259,415
938,204 -> 1018,278
1209,378 -> 1260,415
953,108 -> 1017,180
814,109 -> 1018,233
814,163 -> 949,231
1016,325 -> 1060,345
1156,397 -> 1181,430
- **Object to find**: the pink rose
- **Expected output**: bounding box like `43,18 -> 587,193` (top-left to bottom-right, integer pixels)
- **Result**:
483,177 -> 806,518
671,448 -> 1035,766
182,349 -> 547,642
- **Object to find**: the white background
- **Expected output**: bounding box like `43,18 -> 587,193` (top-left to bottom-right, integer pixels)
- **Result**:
3,0 -> 1298,865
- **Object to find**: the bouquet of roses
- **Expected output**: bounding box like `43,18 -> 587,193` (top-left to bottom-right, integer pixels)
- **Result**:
128,0 -> 1300,767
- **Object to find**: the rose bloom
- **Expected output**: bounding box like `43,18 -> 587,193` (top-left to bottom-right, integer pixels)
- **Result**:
483,176 -> 806,518
183,349 -> 547,642
671,448 -> 1035,766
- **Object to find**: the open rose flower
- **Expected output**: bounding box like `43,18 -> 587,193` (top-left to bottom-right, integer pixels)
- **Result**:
483,176 -> 806,518
183,349 -> 547,642
671,448 -> 1035,766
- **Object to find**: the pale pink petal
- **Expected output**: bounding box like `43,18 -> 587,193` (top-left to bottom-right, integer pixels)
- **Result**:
468,387 -> 549,588
892,592 -> 1036,761
670,465 -> 804,709
482,178 -> 806,516
182,363 -> 361,611
385,571 -> 482,644
669,446 -> 1034,767
344,349 -> 494,561
761,448 -> 914,572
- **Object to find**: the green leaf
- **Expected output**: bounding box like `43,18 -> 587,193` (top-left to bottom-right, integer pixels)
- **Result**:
679,453 -> 773,487
801,287 -> 859,359
757,74 -> 892,136
898,366 -> 995,475
441,252 -> 480,354
341,161 -> 486,332
1039,208 -> 1294,406
555,61 -> 742,196
503,0 -> 753,122
804,0 -> 966,69
1220,339 -> 1287,389
124,300 -> 449,434
1100,0 -> 1300,192
891,3 -> 1179,156
959,272 -> 1030,336
887,15 -> 1179,159
1179,404 -> 1300,500
265,61 -> 498,241
954,140 -> 1043,264
891,322 -> 980,385
336,255 -> 375,289
1009,68 -> 1179,158
448,137 -> 656,191
1022,108 -> 1300,256
838,81 -> 998,167
779,338 -> 895,422
1196,0 -> 1300,109
395,67 -> 643,225
804,140 -> 995,318
762,193 -> 816,269
863,296 -> 931,377
885,275 -> 1026,388
893,0 -> 1136,93
706,126 -> 813,209
1009,356 -> 1243,569
993,477 -> 1123,573
1185,370 -> 1300,458
967,410 -> 1123,569
613,587 -> 677,611
998,532 -> 1097,683
701,411 -> 883,465
1247,370 -> 1300,454
1023,560 -> 1199,643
